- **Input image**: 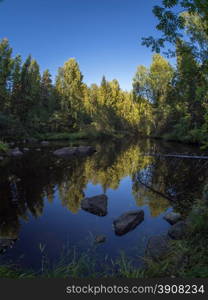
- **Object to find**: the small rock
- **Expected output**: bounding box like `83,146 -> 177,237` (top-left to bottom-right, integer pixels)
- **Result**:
10,148 -> 23,157
0,238 -> 16,254
113,210 -> 144,236
81,194 -> 108,216
95,235 -> 106,244
0,156 -> 3,161
41,141 -> 49,146
146,235 -> 170,261
36,148 -> 41,151
23,148 -> 29,152
168,221 -> 188,240
27,138 -> 38,143
164,212 -> 182,225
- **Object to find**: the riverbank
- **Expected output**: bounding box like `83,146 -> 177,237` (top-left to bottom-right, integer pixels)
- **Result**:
0,130 -> 132,158
1,127 -> 206,152
0,129 -> 133,145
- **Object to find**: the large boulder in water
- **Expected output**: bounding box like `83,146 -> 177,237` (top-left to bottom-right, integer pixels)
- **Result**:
164,212 -> 182,225
146,235 -> 170,261
53,146 -> 96,157
113,210 -> 144,236
81,194 -> 108,216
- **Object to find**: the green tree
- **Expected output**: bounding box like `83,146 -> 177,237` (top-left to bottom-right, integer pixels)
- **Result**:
133,54 -> 173,106
55,58 -> 84,130
40,69 -> 55,128
0,38 -> 13,113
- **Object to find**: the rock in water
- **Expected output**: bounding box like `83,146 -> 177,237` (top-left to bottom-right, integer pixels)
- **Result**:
113,210 -> 144,236
53,146 -> 96,157
81,194 -> 108,216
41,141 -> 49,146
164,212 -> 182,225
95,235 -> 106,244
146,235 -> 170,261
10,148 -> 23,157
0,238 -> 16,254
168,221 -> 188,239
53,147 -> 77,157
0,156 -> 3,161
77,146 -> 96,155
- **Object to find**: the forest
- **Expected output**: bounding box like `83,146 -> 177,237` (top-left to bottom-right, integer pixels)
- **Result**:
1,0 -> 208,281
0,1 -> 208,147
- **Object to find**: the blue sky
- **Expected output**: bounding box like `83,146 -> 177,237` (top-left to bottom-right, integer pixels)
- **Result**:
0,0 -> 162,90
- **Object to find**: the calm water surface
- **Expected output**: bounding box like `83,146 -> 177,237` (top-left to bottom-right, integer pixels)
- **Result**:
0,138 -> 207,270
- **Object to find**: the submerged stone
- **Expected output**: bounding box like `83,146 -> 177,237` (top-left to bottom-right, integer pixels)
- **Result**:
164,212 -> 182,225
113,210 -> 144,236
81,194 -> 108,216
95,235 -> 106,244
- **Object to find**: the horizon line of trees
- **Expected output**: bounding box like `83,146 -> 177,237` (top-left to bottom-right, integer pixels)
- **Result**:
0,38 -> 146,140
1,5 -> 208,147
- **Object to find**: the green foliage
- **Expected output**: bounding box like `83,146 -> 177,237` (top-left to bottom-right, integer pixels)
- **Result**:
0,140 -> 9,153
142,0 -> 208,59
139,3 -> 208,146
0,39 -> 142,141
55,58 -> 85,130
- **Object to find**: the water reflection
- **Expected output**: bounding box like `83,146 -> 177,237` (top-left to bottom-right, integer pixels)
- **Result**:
0,138 -> 208,259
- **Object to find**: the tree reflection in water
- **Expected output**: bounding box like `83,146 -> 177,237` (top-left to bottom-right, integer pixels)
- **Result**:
0,138 -> 208,248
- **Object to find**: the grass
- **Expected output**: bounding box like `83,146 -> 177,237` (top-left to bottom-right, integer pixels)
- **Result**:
0,265 -> 35,279
33,131 -> 90,141
32,129 -> 130,142
0,140 -> 9,153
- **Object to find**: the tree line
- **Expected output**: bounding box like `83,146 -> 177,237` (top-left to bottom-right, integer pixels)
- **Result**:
0,0 -> 208,145
0,39 -> 143,140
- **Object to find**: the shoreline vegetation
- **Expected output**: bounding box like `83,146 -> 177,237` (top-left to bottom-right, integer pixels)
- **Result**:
0,195 -> 207,279
1,29 -> 208,149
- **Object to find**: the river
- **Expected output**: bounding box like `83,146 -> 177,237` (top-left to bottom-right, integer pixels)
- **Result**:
0,138 -> 207,272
